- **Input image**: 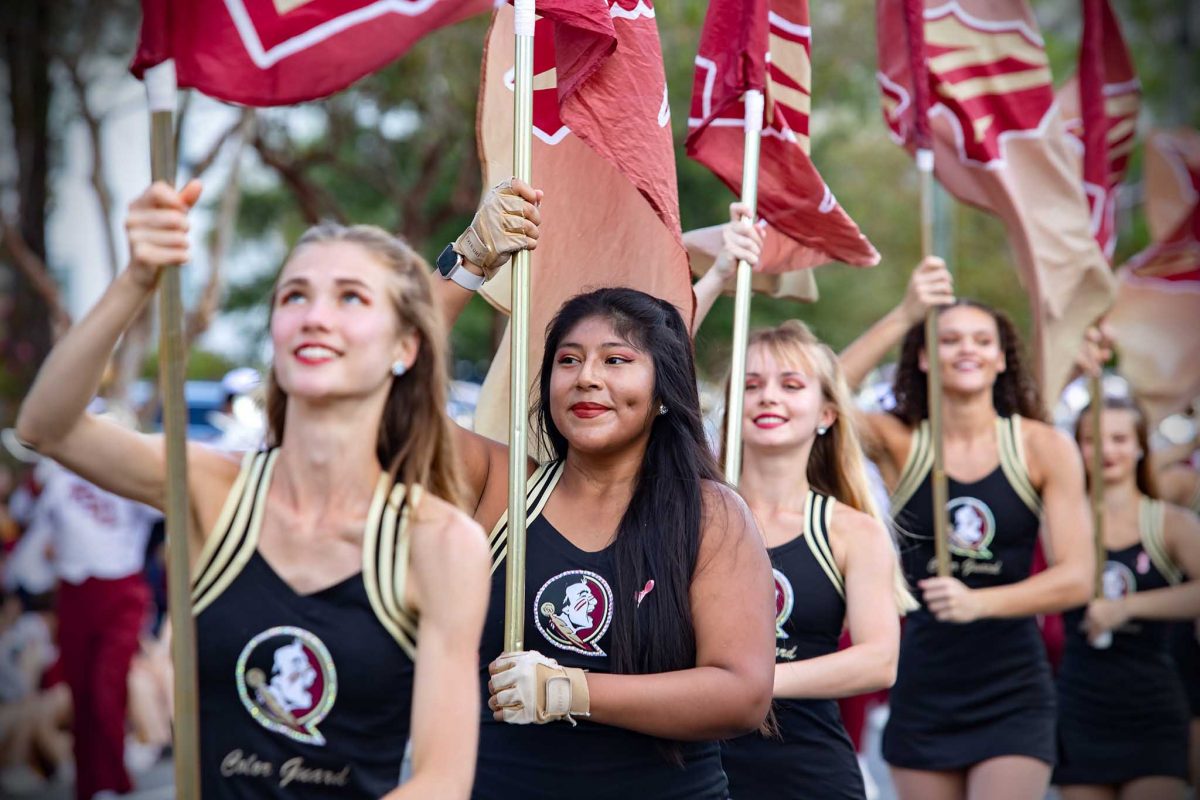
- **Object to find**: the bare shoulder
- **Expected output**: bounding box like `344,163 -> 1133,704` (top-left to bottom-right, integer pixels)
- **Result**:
698,480 -> 763,557
862,412 -> 914,477
1163,501 -> 1200,540
1019,416 -> 1081,486
187,443 -> 250,521
828,502 -> 891,569
407,491 -> 489,615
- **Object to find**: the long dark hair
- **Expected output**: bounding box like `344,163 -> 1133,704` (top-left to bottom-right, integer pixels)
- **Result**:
536,288 -> 719,684
1074,394 -> 1158,498
265,223 -> 464,507
891,299 -> 1044,425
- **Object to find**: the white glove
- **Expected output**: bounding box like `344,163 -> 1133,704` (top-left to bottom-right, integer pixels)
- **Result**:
454,178 -> 541,278
487,650 -> 590,726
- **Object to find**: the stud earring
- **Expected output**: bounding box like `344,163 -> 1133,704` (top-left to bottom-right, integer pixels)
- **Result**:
658,404 -> 668,416
816,425 -> 828,436
391,361 -> 407,377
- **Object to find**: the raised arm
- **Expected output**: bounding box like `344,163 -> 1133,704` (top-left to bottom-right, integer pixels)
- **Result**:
839,256 -> 954,390
773,505 -> 900,699
690,202 -> 761,334
14,181 -> 229,512
386,498 -> 490,800
429,179 -> 542,519
1084,505 -> 1200,639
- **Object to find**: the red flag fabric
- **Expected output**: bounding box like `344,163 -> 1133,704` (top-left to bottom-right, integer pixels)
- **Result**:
472,1 -> 693,443
686,0 -> 880,270
131,0 -> 493,105
1107,129 -> 1200,425
1058,0 -> 1140,260
877,0 -> 1115,404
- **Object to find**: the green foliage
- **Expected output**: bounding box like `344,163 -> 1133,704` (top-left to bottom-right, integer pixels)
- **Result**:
140,348 -> 235,381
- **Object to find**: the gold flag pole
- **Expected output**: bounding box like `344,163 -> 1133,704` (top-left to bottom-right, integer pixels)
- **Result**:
918,149 -> 951,578
504,0 -> 536,653
1089,373 -> 1111,648
723,89 -> 765,487
144,61 -> 200,798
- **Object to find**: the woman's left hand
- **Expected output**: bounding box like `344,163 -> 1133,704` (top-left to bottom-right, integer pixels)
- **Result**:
919,577 -> 984,623
1082,597 -> 1128,641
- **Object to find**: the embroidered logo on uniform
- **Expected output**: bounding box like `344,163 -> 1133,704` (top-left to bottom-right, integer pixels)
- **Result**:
946,497 -> 996,559
534,570 -> 613,657
236,626 -> 337,746
772,568 -> 794,639
1101,560 -> 1137,599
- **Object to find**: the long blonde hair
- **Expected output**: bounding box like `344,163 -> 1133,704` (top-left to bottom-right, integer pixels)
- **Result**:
721,320 -> 917,613
264,223 -> 465,508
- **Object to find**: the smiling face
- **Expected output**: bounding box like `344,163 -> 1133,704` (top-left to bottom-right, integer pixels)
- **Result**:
741,344 -> 835,455
1078,407 -> 1141,487
548,315 -> 658,457
269,240 -> 419,407
921,305 -> 1006,396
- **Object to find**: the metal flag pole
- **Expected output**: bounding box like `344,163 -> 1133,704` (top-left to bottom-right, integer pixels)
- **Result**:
722,89 -> 765,487
143,61 -> 201,798
504,0 -> 536,653
1089,373 -> 1112,649
919,148 -> 951,578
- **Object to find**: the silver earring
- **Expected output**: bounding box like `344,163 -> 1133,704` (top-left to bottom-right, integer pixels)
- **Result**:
816,425 -> 828,436
391,361 -> 407,377
658,404 -> 668,416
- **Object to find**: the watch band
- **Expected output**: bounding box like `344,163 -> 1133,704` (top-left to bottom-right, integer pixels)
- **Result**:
447,261 -> 486,291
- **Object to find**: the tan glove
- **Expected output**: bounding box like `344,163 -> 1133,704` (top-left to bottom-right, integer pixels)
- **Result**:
488,650 -> 590,726
454,178 -> 541,278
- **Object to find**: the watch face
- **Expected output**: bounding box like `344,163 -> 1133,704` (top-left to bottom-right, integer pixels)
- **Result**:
436,244 -> 460,277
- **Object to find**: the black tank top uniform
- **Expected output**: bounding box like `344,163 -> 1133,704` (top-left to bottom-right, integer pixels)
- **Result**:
882,417 -> 1057,769
472,461 -> 729,800
193,450 -> 420,797
721,490 -> 866,800
1054,498 -> 1190,785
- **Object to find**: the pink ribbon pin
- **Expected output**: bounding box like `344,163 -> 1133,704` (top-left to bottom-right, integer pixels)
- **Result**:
635,580 -> 655,607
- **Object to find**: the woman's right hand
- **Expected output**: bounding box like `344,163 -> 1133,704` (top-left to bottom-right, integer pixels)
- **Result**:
711,201 -> 764,282
898,256 -> 954,325
124,180 -> 202,290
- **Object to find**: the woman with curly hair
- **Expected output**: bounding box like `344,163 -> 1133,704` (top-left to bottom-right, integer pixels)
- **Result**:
840,257 -> 1095,800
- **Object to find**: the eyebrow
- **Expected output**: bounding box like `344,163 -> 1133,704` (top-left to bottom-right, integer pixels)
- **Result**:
558,341 -> 640,351
278,276 -> 373,291
745,371 -> 809,378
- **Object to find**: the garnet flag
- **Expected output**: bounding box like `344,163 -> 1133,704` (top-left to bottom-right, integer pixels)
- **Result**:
877,0 -> 1115,405
1058,0 -> 1140,260
686,0 -> 879,277
472,1 -> 693,444
1107,129 -> 1200,425
131,0 -> 494,105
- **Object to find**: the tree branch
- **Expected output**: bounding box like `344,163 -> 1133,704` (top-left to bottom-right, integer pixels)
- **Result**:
252,132 -> 347,225
0,213 -> 71,337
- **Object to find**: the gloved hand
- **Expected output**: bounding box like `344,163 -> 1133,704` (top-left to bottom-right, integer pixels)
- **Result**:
454,178 -> 542,278
486,650 -> 590,726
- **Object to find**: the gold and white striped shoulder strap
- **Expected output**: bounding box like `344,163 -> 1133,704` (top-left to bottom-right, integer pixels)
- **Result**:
996,416 -> 1042,515
364,479 -> 422,660
1140,497 -> 1184,586
803,491 -> 846,599
193,449 -> 278,616
890,421 -> 933,515
488,460 -> 565,575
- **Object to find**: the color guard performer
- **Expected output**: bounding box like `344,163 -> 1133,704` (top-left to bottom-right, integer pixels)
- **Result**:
840,257 -> 1095,800
16,181 -> 491,798
1054,395 -> 1200,800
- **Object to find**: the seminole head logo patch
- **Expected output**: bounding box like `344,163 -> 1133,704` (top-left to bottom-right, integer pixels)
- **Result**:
773,568 -> 795,639
946,496 -> 996,559
534,570 -> 614,657
236,626 -> 337,746
1101,560 -> 1137,600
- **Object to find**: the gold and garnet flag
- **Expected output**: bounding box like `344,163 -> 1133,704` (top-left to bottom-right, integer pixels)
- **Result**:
877,0 -> 1115,405
1107,129 -> 1200,426
132,0 -> 494,105
686,0 -> 879,300
472,1 -> 693,444
1058,0 -> 1140,260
